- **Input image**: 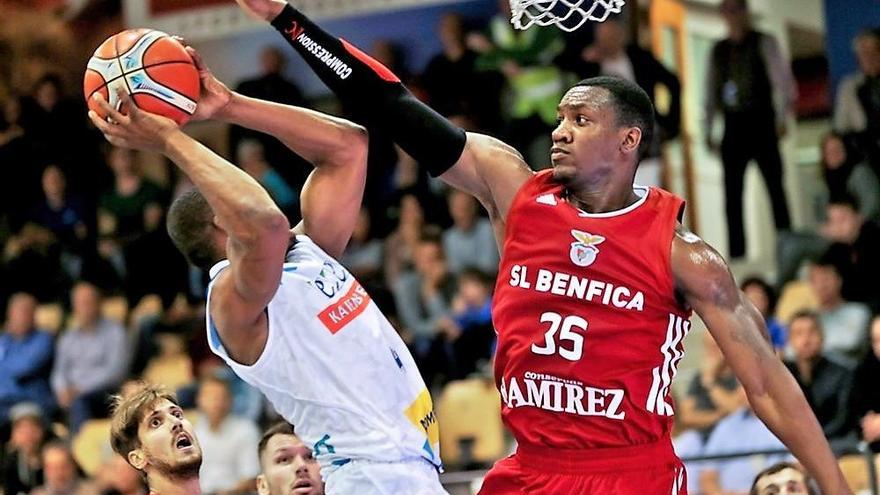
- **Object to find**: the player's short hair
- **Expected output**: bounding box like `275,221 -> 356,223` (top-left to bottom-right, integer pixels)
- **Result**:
750,461 -> 815,495
167,189 -> 219,270
258,422 -> 297,463
110,383 -> 179,460
572,76 -> 655,159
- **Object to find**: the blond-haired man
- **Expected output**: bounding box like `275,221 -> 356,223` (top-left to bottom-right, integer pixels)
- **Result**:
109,384 -> 202,495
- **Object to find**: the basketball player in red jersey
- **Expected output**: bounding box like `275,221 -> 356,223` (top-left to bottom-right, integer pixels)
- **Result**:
236,1 -> 850,493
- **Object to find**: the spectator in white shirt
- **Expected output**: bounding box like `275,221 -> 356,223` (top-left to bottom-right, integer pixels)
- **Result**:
193,375 -> 260,495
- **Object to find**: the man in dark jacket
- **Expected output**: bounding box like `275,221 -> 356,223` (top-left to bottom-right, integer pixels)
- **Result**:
704,0 -> 795,258
784,311 -> 856,443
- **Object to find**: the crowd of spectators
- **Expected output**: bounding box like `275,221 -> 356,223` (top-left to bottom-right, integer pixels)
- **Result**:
0,0 -> 878,493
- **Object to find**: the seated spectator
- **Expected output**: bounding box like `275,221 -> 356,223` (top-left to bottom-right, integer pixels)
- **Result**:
237,140 -> 298,218
1,403 -> 46,495
257,422 -> 324,495
436,268 -> 495,380
29,165 -> 92,279
384,191 -> 425,285
783,311 -> 855,442
18,74 -> 106,199
0,93 -> 45,232
699,391 -> 789,495
31,442 -> 99,495
851,314 -> 880,452
817,133 -> 880,221
99,146 -> 185,305
2,221 -> 69,303
193,375 -> 260,495
341,207 -> 384,285
231,45 -> 312,194
678,332 -> 742,438
393,228 -> 456,385
51,282 -> 129,434
442,189 -> 498,275
140,333 -> 193,392
750,462 -> 815,495
741,276 -> 786,353
808,255 -> 871,364
94,455 -> 146,495
819,197 -> 880,305
129,297 -> 201,380
0,293 -> 55,425
777,196 -> 880,297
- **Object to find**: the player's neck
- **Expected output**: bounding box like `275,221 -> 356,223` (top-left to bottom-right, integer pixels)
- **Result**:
148,473 -> 200,495
564,183 -> 640,214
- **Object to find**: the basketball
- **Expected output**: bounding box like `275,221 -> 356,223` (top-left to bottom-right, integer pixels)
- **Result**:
84,29 -> 199,125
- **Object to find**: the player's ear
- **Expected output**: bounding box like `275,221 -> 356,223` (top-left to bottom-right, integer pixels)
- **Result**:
620,126 -> 641,156
256,473 -> 270,495
128,448 -> 147,470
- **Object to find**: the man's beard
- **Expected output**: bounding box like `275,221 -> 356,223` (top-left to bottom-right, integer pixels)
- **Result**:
150,454 -> 202,480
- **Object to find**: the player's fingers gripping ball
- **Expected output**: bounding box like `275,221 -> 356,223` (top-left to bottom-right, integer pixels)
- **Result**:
84,29 -> 200,125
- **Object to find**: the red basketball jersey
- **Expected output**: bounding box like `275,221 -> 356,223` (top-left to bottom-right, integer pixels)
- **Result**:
492,170 -> 692,450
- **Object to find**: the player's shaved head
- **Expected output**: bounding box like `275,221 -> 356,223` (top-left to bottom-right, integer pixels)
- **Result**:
167,189 -> 221,270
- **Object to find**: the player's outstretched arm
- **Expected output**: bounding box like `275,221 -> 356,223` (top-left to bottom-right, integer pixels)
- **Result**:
184,47 -> 368,258
671,226 -> 851,495
89,92 -> 289,364
235,0 -> 532,232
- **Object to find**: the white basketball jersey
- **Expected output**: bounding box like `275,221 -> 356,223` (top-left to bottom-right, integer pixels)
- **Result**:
206,235 -> 441,477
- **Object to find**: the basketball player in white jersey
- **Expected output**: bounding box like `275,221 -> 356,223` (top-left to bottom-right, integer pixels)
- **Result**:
89,47 -> 444,495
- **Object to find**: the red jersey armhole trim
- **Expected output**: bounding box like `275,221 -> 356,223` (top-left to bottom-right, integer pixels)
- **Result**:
501,169 -> 549,242
656,188 -> 687,311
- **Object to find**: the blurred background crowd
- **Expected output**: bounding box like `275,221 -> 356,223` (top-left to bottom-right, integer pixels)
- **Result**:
0,0 -> 880,493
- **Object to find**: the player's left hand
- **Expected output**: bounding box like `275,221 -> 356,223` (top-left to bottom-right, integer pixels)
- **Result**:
181,44 -> 233,122
88,90 -> 179,153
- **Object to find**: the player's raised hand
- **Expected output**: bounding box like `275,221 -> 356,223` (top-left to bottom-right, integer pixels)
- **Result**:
181,45 -> 233,122
233,0 -> 286,21
88,90 -> 179,153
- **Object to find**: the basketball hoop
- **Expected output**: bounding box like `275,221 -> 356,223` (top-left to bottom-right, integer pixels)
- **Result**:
510,0 -> 625,32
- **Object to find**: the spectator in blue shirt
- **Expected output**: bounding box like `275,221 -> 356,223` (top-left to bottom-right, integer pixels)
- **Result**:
436,268 -> 495,380
0,293 -> 55,426
698,391 -> 791,495
51,282 -> 128,434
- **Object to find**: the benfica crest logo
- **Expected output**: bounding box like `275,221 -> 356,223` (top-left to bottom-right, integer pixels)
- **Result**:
569,230 -> 605,267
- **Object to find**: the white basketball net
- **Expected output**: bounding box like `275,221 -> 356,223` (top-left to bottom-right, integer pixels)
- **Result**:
510,0 -> 626,32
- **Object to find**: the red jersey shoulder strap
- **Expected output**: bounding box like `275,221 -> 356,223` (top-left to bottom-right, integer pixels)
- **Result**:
648,186 -> 688,310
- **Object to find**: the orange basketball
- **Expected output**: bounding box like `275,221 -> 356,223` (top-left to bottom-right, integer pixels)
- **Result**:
84,29 -> 199,125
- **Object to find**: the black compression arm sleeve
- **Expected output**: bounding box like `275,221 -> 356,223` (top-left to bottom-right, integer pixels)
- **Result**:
270,5 -> 466,177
